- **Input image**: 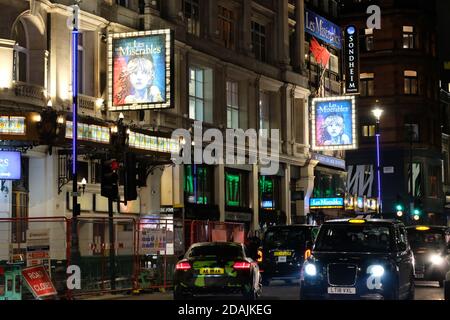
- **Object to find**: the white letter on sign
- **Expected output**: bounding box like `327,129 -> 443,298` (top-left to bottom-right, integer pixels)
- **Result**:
366,5 -> 381,30
66,265 -> 81,290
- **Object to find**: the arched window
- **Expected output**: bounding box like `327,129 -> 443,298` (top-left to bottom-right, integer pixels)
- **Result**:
12,20 -> 28,83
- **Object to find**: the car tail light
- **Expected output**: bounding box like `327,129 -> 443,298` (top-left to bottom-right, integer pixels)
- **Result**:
233,261 -> 251,270
175,261 -> 191,271
257,248 -> 263,263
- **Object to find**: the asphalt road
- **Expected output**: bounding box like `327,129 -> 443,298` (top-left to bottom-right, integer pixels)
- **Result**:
116,280 -> 444,300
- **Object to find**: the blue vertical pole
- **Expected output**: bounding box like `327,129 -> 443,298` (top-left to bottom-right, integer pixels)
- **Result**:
376,121 -> 382,215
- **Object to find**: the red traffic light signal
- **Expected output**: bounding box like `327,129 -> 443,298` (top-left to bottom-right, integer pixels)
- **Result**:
110,160 -> 119,171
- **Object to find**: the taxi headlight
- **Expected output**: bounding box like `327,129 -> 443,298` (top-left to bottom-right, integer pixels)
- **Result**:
304,263 -> 317,276
430,254 -> 444,265
368,265 -> 385,277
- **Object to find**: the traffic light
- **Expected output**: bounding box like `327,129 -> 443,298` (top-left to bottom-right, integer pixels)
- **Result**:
396,204 -> 404,217
395,195 -> 404,217
412,198 -> 423,221
123,153 -> 137,201
101,159 -> 119,200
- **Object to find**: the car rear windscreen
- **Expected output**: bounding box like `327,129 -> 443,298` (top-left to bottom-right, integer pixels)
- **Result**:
188,244 -> 244,259
407,230 -> 446,249
314,224 -> 393,253
264,227 -> 309,248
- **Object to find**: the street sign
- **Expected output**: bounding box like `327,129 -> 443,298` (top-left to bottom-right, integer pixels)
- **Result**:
21,265 -> 57,300
26,229 -> 50,275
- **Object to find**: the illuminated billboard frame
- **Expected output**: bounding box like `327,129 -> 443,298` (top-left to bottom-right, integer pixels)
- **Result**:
311,96 -> 357,151
108,29 -> 174,111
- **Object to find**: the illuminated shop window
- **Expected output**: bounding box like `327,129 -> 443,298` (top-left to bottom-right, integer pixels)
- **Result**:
184,165 -> 214,205
0,116 -> 26,135
225,171 -> 248,207
259,176 -> 280,210
65,121 -> 110,143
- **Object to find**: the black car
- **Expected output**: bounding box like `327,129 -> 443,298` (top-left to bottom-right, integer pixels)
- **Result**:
173,242 -> 262,300
258,225 -> 315,285
299,218 -> 415,300
406,225 -> 450,287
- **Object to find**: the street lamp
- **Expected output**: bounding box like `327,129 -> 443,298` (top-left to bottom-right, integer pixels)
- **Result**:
372,107 -> 384,216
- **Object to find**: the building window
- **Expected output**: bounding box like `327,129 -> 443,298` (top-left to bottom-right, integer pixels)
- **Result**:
361,124 -> 376,137
226,81 -> 239,129
404,123 -> 419,142
12,20 -> 28,83
364,28 -> 374,51
218,6 -> 235,49
259,91 -> 270,137
403,26 -> 416,49
183,0 -> 200,36
189,66 -> 213,123
360,73 -> 374,96
225,171 -> 248,207
184,165 -> 214,205
404,70 -> 418,95
251,21 -> 266,62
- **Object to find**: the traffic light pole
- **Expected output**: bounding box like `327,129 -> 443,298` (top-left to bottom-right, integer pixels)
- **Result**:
108,197 -> 116,291
409,126 -> 414,222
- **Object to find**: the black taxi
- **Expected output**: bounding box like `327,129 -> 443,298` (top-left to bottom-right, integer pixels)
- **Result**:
257,225 -> 316,285
299,218 -> 415,300
406,225 -> 450,287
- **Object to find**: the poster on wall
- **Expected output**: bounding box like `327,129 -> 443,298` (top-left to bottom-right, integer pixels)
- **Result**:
311,96 -> 357,151
108,29 -> 174,111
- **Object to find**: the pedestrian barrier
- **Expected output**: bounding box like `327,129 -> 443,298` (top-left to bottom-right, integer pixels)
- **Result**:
0,216 -> 247,299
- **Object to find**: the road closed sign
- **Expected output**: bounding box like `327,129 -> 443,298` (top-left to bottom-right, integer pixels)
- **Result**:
21,265 -> 57,299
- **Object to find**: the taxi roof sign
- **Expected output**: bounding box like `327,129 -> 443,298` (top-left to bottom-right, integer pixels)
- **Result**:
415,226 -> 430,231
348,219 -> 366,224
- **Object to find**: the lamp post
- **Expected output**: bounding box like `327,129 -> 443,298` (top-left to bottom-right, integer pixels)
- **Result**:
372,107 -> 383,216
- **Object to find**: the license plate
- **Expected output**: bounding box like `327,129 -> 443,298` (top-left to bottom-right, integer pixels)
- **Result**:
274,251 -> 292,257
199,268 -> 224,275
416,273 -> 424,279
277,256 -> 287,263
328,287 -> 356,295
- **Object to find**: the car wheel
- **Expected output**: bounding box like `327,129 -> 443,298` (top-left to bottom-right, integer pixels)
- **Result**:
445,280 -> 450,300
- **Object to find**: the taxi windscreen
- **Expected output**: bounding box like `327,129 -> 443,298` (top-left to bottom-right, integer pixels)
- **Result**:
187,244 -> 244,259
263,227 -> 309,249
314,224 -> 393,253
407,230 -> 446,249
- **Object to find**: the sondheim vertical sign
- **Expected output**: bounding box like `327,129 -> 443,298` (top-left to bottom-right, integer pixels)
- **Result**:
344,25 -> 360,94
